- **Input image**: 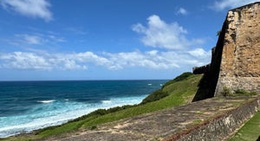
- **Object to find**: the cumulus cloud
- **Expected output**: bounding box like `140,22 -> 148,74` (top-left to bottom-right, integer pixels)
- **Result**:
188,48 -> 211,58
0,0 -> 52,21
0,49 -> 211,71
105,51 -> 179,69
213,0 -> 258,11
176,7 -> 188,15
101,49 -> 211,70
0,14 -> 211,71
132,15 -> 203,50
0,52 -> 51,70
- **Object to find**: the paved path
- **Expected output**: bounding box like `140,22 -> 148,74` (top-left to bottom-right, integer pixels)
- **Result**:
44,97 -> 256,141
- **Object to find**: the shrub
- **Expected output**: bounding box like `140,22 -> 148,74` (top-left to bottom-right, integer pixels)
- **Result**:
141,72 -> 194,104
173,72 -> 193,82
250,92 -> 257,95
235,89 -> 257,96
141,89 -> 169,104
90,125 -> 97,130
90,109 -> 108,116
162,72 -> 193,88
235,89 -> 248,95
70,105 -> 136,123
221,86 -> 232,97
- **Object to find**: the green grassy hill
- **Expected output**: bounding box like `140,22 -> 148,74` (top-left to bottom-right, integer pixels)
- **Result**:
3,73 -> 202,141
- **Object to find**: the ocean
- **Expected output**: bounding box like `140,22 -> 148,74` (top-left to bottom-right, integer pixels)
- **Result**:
0,80 -> 166,138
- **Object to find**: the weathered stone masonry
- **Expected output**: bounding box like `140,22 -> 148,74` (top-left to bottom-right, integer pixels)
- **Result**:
215,2 -> 260,95
193,2 -> 260,97
165,96 -> 260,141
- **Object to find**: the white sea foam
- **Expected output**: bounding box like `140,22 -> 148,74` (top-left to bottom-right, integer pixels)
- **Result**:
0,95 -> 147,138
38,100 -> 55,104
102,100 -> 112,104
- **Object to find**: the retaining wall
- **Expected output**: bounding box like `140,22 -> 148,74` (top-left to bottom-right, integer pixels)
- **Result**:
164,96 -> 260,141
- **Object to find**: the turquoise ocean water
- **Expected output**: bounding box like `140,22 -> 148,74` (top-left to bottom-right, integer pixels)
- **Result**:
0,80 -> 166,138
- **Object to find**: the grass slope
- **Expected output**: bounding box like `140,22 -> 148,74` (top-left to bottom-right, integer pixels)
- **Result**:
2,73 -> 202,141
229,111 -> 260,141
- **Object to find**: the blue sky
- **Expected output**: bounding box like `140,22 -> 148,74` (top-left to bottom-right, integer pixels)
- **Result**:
0,0 -> 258,80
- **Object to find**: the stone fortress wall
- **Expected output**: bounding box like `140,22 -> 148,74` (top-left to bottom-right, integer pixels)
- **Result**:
193,2 -> 260,97
215,2 -> 260,95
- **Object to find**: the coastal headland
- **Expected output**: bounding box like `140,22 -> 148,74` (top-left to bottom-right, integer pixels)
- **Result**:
2,2 -> 260,141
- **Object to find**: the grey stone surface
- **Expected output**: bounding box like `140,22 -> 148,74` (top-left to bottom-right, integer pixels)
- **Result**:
44,96 -> 260,141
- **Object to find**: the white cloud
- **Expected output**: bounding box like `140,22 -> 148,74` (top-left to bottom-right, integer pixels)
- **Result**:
16,34 -> 43,45
107,49 -> 211,70
0,0 -> 52,21
213,0 -> 258,11
132,15 -> 203,50
8,33 -> 65,46
0,49 -> 211,71
0,13 -> 211,72
0,52 -> 51,70
188,48 -> 211,58
176,7 -> 188,15
48,35 -> 66,43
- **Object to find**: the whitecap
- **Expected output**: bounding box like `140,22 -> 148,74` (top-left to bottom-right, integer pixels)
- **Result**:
0,95 -> 148,138
102,100 -> 112,104
38,100 -> 55,104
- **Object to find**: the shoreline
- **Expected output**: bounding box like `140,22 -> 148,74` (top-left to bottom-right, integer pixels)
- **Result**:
0,96 -> 147,138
